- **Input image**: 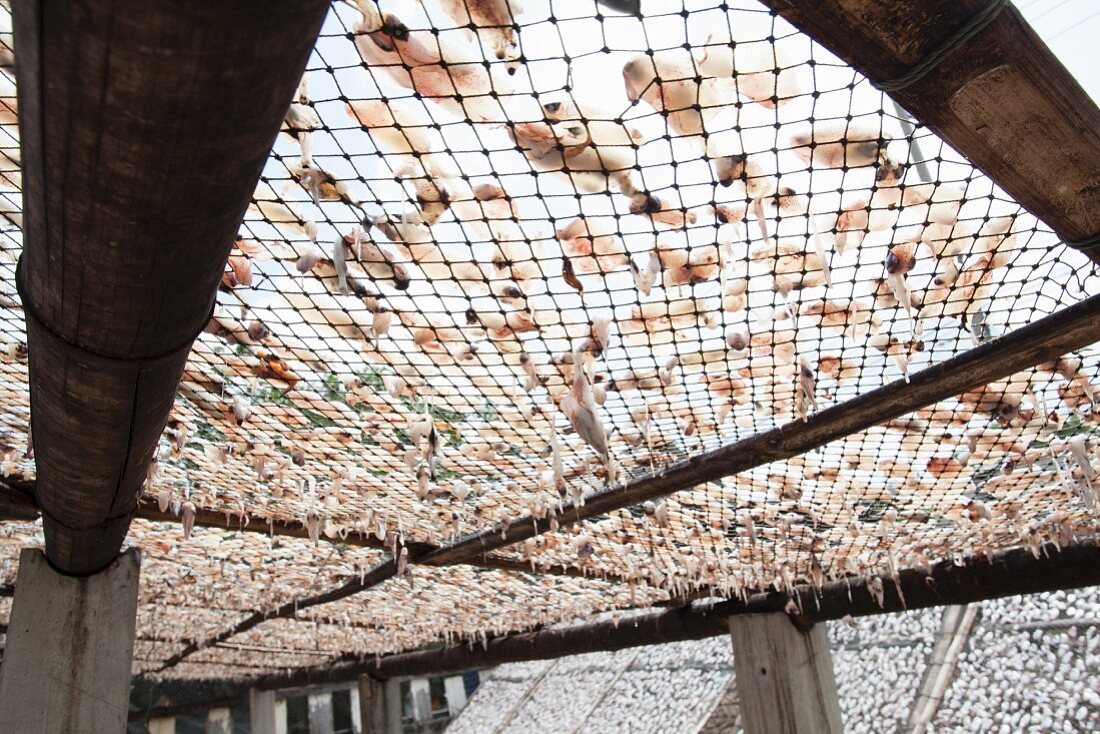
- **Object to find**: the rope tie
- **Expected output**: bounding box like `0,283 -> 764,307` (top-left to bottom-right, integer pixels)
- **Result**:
872,0 -> 1009,93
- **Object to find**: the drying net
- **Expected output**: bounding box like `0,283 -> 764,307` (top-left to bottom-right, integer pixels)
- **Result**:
0,0 -> 1098,680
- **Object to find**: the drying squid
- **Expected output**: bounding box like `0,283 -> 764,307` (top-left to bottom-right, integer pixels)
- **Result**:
560,348 -> 611,475
657,235 -> 721,287
429,0 -> 524,71
250,181 -> 318,242
794,355 -> 819,420
884,240 -> 919,320
556,217 -> 631,275
346,99 -> 451,170
623,48 -> 736,144
342,230 -> 413,291
789,123 -> 889,169
454,183 -> 546,282
694,34 -> 805,108
352,10 -> 513,122
630,251 -> 662,296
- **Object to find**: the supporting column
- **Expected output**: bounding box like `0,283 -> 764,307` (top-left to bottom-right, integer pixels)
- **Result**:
206,707 -> 233,734
251,688 -> 285,734
308,692 -> 335,734
409,678 -> 431,729
350,685 -> 363,733
275,699 -> 288,734
359,676 -> 403,734
444,675 -> 468,716
728,614 -> 843,734
149,718 -> 177,734
0,548 -> 140,733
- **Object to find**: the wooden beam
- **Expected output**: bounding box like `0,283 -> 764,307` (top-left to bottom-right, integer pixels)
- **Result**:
417,293 -> 1100,567
12,0 -> 330,574
152,292 -> 1100,674
0,478 -> 631,584
759,0 -> 1100,254
203,541 -> 1100,689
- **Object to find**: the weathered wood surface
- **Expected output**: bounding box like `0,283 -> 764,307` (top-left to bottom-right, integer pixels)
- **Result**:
12,0 -> 329,573
359,677 -> 403,734
0,548 -> 141,733
729,615 -> 843,734
149,719 -> 177,734
308,692 -> 336,734
128,541 -> 1100,719
249,688 -> 279,734
761,0 -> 1100,254
205,707 -> 233,734
219,542 -> 1100,689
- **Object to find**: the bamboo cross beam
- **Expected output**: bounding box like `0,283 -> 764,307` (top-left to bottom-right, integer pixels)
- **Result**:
132,540 -> 1100,707
418,293 -> 1100,566
0,478 -> 637,584
12,0 -> 332,575
151,293 -> 1100,673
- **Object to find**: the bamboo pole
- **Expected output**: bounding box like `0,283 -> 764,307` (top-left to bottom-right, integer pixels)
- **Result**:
150,292 -> 1100,673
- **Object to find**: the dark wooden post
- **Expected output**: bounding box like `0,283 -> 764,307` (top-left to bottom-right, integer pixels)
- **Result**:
12,0 -> 330,575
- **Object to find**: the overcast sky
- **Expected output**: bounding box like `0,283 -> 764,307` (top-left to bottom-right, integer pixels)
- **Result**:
1017,0 -> 1099,101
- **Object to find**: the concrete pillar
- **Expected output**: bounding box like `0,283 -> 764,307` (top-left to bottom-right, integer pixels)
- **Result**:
350,685 -> 362,733
444,675 -> 468,716
149,718 -> 177,734
206,707 -> 233,734
252,688 -> 285,734
275,699 -> 288,734
309,691 -> 335,734
728,614 -> 843,734
410,678 -> 430,727
0,548 -> 140,733
359,676 -> 403,734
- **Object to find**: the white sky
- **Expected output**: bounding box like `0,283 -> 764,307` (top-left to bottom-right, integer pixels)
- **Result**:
1017,0 -> 1100,102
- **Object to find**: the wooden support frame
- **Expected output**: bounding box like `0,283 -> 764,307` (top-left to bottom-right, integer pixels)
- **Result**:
5,0 -> 1099,686
146,292 -> 1100,673
176,541 -> 1100,697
